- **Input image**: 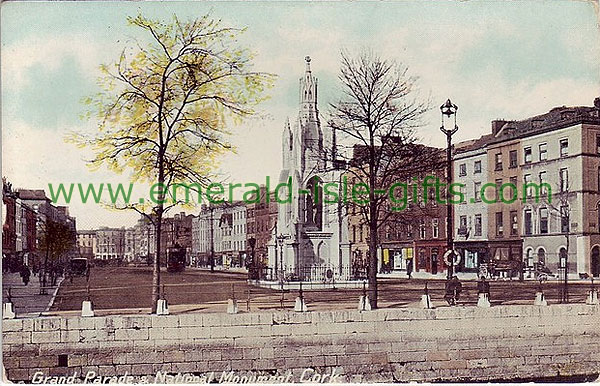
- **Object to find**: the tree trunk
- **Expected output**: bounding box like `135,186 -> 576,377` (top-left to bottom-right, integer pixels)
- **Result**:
151,164 -> 165,313
368,129 -> 378,309
368,215 -> 378,309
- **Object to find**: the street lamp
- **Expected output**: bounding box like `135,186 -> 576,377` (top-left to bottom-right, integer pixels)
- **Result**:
440,99 -> 459,280
248,237 -> 256,280
276,234 -> 287,282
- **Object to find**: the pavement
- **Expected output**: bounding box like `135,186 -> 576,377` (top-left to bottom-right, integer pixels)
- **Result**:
2,272 -> 63,317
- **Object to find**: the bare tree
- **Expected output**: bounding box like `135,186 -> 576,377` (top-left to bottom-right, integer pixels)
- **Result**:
328,51 -> 440,309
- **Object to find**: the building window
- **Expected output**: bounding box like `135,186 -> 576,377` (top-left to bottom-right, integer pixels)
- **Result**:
559,138 -> 569,157
539,143 -> 547,161
459,215 -> 467,235
539,207 -> 549,234
539,171 -> 548,195
432,219 -> 439,239
524,147 -> 532,164
495,153 -> 503,171
597,134 -> 600,154
510,211 -> 518,236
526,248 -> 534,267
537,248 -> 546,265
559,168 -> 568,192
524,208 -> 532,235
524,174 -> 532,197
495,179 -> 502,201
419,220 -> 426,239
495,212 -> 503,237
459,163 -> 467,177
474,182 -> 481,202
560,205 -> 569,233
474,160 -> 482,174
509,150 -> 517,168
474,214 -> 482,236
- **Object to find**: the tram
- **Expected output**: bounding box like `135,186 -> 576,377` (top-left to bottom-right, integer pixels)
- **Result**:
166,245 -> 186,273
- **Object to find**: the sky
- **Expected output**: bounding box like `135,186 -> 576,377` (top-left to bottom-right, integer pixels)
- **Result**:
2,0 -> 599,230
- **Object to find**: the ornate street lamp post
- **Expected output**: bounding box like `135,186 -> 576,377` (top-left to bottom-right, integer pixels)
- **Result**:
440,99 -> 459,279
248,237 -> 256,280
276,234 -> 287,282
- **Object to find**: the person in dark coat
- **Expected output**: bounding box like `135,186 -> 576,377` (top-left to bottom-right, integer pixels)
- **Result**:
20,265 -> 31,286
444,275 -> 462,305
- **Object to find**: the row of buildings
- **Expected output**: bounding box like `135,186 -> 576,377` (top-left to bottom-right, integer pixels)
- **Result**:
73,57 -> 600,282
2,179 -> 77,270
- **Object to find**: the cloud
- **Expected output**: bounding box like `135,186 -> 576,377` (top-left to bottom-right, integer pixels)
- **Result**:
1,35 -> 109,90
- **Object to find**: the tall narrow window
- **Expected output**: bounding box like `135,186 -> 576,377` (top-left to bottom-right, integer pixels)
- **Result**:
524,174 -> 532,198
510,211 -> 518,236
419,219 -> 426,239
524,209 -> 532,235
432,219 -> 439,239
539,143 -> 548,161
539,207 -> 549,234
474,182 -> 481,202
559,168 -> 569,192
539,171 -> 547,195
459,216 -> 467,235
495,179 -> 503,201
524,147 -> 532,164
474,160 -> 482,174
495,153 -> 503,171
459,163 -> 467,177
474,214 -> 482,236
559,138 -> 569,157
509,150 -> 518,168
496,212 -> 503,237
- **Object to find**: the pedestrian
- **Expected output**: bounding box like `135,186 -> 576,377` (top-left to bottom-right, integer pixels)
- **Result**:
20,265 -> 31,286
444,275 -> 462,305
406,258 -> 413,279
477,276 -> 490,296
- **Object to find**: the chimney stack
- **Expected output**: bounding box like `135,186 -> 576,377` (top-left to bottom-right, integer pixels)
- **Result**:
491,120 -> 507,136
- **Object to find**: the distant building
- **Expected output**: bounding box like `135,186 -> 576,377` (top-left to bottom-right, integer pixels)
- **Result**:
246,186 -> 278,269
76,230 -> 97,260
94,227 -> 125,260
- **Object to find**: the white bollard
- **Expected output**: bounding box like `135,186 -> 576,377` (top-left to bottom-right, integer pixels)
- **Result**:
294,297 -> 308,312
156,299 -> 169,315
420,294 -> 433,309
477,293 -> 491,308
227,299 -> 238,314
2,302 -> 16,319
534,292 -> 547,306
358,295 -> 372,311
586,289 -> 599,305
81,300 -> 95,317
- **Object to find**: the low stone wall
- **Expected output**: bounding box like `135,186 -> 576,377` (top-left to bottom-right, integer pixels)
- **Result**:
3,304 -> 600,382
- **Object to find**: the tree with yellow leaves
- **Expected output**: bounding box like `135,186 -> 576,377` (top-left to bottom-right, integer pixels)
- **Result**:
70,14 -> 274,312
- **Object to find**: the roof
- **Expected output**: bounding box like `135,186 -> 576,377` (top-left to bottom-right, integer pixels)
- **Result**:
454,134 -> 493,154
489,104 -> 600,145
17,189 -> 49,201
